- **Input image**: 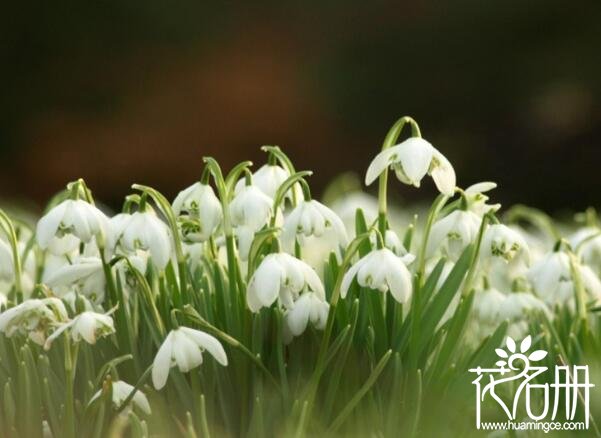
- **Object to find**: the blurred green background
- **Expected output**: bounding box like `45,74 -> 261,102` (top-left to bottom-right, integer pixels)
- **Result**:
1,0 -> 600,213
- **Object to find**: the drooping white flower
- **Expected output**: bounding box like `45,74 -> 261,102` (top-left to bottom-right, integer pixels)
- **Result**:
44,310 -> 115,349
247,253 -> 325,312
235,164 -> 300,200
464,182 -> 501,217
44,257 -> 106,304
341,248 -> 414,303
427,210 -> 482,259
365,137 -> 456,196
570,227 -> 601,271
472,287 -> 507,326
89,380 -> 151,415
283,292 -> 329,342
527,251 -> 601,306
230,185 -> 275,260
173,182 -> 223,242
0,298 -> 68,345
110,211 -> 172,269
282,199 -> 348,252
36,199 -> 109,250
481,224 -> 529,264
152,327 -> 228,390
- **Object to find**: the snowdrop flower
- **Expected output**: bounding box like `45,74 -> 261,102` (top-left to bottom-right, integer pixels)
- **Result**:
570,227 -> 601,270
247,253 -> 324,312
89,380 -> 151,415
0,293 -> 6,309
282,199 -> 348,252
44,257 -> 106,304
365,137 -> 456,196
341,248 -> 414,303
230,185 -> 274,260
481,224 -> 529,264
464,182 -> 501,217
235,164 -> 300,200
473,287 -> 507,326
36,199 -> 109,251
283,292 -> 329,342
173,182 -> 223,242
152,327 -> 228,390
0,298 -> 68,345
44,310 -> 115,349
427,209 -> 482,259
110,210 -> 172,269
528,251 -> 601,306
500,292 -> 548,339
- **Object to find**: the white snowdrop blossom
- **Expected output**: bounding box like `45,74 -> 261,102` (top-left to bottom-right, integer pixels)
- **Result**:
282,199 -> 348,252
464,182 -> 501,216
0,298 -> 68,345
283,292 -> 329,342
110,211 -> 172,269
528,251 -> 601,306
44,311 -> 115,349
89,380 -> 151,415
152,327 -> 228,390
44,257 -> 106,303
481,224 -> 529,264
36,199 -> 109,251
247,253 -> 324,312
230,185 -> 275,260
365,137 -> 456,196
235,164 -> 300,200
427,210 -> 482,259
173,182 -> 223,242
341,248 -> 414,303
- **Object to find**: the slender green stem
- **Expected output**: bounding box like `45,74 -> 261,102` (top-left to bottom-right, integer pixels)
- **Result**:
0,210 -> 23,303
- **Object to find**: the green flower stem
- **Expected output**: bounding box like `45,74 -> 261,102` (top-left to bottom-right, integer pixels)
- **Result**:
376,116 -> 421,237
270,171 -> 313,227
261,146 -> 299,206
64,341 -> 79,438
415,193 -> 449,287
505,204 -> 561,241
0,210 -> 23,303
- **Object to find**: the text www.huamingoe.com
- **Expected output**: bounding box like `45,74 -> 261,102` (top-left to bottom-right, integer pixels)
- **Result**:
480,420 -> 586,433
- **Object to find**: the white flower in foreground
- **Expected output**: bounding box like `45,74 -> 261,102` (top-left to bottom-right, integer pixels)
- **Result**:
0,298 -> 68,345
230,185 -> 275,260
283,292 -> 329,342
464,182 -> 501,216
570,227 -> 601,270
152,327 -> 228,390
341,248 -> 414,303
36,199 -> 109,250
44,257 -> 106,303
44,311 -> 115,349
365,137 -> 456,196
481,224 -> 529,264
282,199 -> 348,252
173,182 -> 223,242
110,211 -> 172,269
89,380 -> 151,415
527,251 -> 601,306
247,253 -> 324,311
473,287 -> 507,325
427,210 -> 482,259
235,164 -> 300,200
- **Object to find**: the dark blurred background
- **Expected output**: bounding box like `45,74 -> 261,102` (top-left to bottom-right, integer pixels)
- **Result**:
2,0 -> 601,214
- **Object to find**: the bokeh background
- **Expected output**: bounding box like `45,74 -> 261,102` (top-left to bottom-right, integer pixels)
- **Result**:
2,0 -> 601,214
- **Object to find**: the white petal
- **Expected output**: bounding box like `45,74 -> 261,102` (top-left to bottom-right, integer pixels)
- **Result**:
396,137 -> 434,185
36,202 -> 67,249
152,332 -> 175,390
365,146 -> 402,186
429,148 -> 456,196
179,327 -> 228,366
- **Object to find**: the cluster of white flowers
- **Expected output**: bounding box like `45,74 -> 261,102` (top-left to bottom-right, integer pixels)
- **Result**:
0,117 -> 598,414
